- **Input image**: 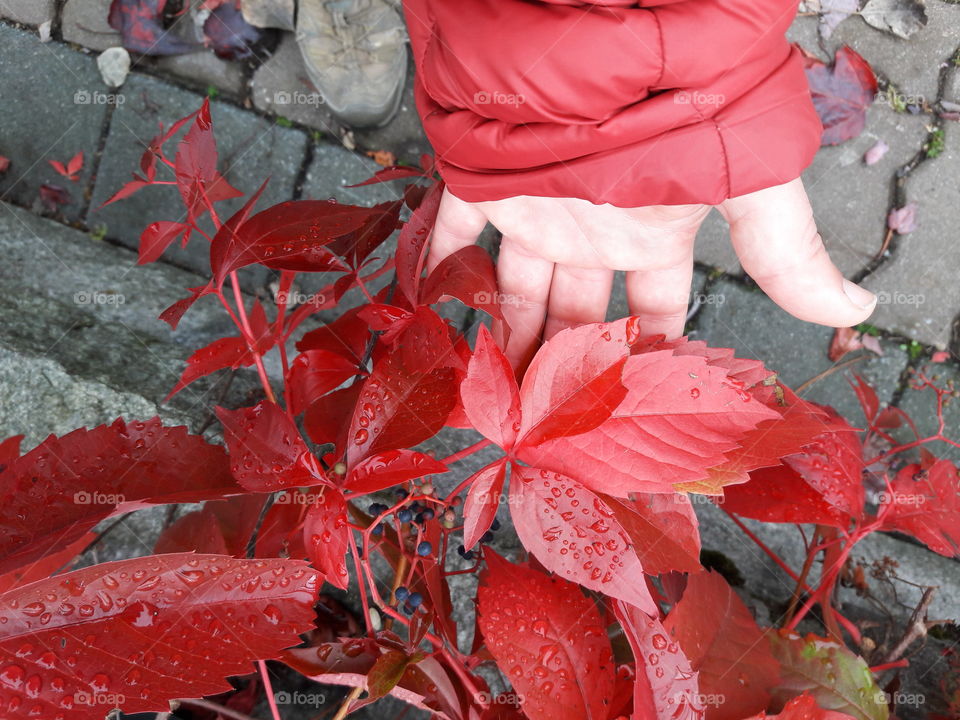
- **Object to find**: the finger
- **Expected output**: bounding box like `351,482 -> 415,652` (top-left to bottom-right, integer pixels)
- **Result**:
544,265 -> 615,340
495,237 -> 555,370
624,240 -> 695,339
721,178 -> 877,327
426,188 -> 488,274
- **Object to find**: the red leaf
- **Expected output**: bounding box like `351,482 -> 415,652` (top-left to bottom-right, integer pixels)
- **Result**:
477,550 -> 616,720
282,640 -> 463,719
0,434 -> 21,468
296,307 -> 371,364
664,571 -> 780,720
303,485 -> 351,589
0,553 -> 317,719
367,649 -> 421,699
517,328 -> 627,447
0,156 -> 9,174
518,323 -> 779,496
613,600 -> 706,720
108,0 -> 198,54
462,459 -> 507,550
154,494 -> 266,556
102,175 -> 152,208
746,694 -> 858,720
210,199 -> 399,285
461,325 -> 522,449
508,464 -> 657,613
255,495 -> 308,559
303,383 -> 363,448
39,184 -> 71,211
420,245 -> 504,319
0,532 -> 96,595
723,420 -> 864,528
345,165 -> 430,187
159,281 -> 214,329
138,220 -> 189,265
804,46 -> 877,145
345,450 -> 447,494
603,492 -> 702,575
0,419 -> 238,576
286,349 -> 358,415
345,353 -> 457,470
207,176 -> 270,266
216,401 -> 315,493
397,181 -> 443,305
67,150 -> 84,177
167,336 -> 249,399
174,98 -> 242,223
879,459 -> 960,557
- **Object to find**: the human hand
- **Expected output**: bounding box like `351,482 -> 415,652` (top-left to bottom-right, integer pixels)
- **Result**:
427,178 -> 877,369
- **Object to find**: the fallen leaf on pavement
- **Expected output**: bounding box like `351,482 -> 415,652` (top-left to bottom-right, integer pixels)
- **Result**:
860,0 -> 927,39
863,139 -> 889,165
888,202 -> 919,233
804,46 -> 878,146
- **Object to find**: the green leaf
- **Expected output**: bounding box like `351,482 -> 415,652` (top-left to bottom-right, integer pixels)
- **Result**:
766,631 -> 889,720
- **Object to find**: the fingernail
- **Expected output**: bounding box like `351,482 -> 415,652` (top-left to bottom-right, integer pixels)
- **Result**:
842,279 -> 877,309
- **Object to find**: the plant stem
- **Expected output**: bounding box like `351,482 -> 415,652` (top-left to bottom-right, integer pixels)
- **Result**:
228,270 -> 278,404
258,660 -> 282,720
438,439 -> 492,467
332,686 -> 363,720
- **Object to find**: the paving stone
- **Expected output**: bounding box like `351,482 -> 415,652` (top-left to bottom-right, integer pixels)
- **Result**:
829,0 -> 960,106
61,0 -> 122,52
0,24 -> 111,222
154,50 -> 247,97
862,125 -> 960,348
804,104 -> 930,277
0,202 -> 262,441
87,72 -> 308,285
250,33 -> 343,133
895,358 -> 960,462
0,0 -> 56,26
252,34 -> 431,163
694,278 -> 910,422
302,141 -> 403,206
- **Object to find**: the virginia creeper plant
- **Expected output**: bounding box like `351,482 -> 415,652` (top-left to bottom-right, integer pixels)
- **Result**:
0,100 -> 957,720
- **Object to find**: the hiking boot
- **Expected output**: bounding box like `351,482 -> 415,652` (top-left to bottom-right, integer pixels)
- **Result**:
296,0 -> 408,128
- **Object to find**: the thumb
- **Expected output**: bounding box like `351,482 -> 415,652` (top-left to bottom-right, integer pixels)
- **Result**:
720,178 -> 877,327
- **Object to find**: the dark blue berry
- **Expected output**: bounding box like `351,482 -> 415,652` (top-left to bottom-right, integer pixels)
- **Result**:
371,524 -> 384,537
417,541 -> 432,557
421,508 -> 435,521
480,530 -> 494,544
368,502 -> 385,516
395,586 -> 410,602
490,518 -> 501,531
397,508 -> 413,523
407,592 -> 423,609
402,602 -> 414,615
457,544 -> 474,561
395,488 -> 408,498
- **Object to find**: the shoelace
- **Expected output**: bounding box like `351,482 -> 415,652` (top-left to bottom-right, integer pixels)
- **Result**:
322,0 -> 407,68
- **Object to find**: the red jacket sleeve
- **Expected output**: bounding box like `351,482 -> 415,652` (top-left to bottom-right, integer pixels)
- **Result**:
402,0 -> 822,207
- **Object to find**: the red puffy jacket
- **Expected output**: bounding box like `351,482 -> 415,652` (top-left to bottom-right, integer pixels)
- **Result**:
402,0 -> 822,207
